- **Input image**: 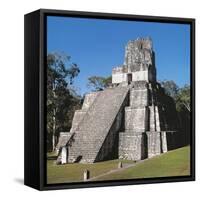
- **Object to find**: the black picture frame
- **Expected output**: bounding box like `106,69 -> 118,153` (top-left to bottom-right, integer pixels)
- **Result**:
24,9 -> 195,191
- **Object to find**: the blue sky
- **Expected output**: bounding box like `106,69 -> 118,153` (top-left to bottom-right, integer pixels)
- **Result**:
47,16 -> 190,96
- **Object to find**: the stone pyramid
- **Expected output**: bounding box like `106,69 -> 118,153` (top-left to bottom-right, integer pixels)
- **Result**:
57,37 -> 178,164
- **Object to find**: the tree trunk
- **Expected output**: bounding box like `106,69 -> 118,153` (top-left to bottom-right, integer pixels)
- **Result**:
52,82 -> 56,152
183,102 -> 190,112
52,108 -> 56,152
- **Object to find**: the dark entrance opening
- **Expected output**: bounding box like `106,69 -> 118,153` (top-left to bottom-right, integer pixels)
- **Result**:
127,73 -> 132,83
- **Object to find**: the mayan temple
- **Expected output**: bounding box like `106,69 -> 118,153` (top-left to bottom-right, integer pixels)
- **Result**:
56,37 -> 178,164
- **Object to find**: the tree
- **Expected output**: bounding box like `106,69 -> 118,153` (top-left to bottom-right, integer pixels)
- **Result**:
176,85 -> 190,112
87,75 -> 112,91
160,80 -> 190,113
161,80 -> 190,146
160,80 -> 179,99
47,52 -> 80,152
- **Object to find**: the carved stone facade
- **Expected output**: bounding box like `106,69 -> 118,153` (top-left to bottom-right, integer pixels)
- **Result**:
56,37 -> 178,164
112,38 -> 156,84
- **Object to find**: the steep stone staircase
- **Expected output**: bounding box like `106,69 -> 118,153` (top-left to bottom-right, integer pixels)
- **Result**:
68,86 -> 130,163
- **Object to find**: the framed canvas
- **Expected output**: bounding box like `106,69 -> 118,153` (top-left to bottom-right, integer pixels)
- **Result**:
24,9 -> 195,190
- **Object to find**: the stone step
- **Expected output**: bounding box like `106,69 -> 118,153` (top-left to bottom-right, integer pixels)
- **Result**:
68,86 -> 130,163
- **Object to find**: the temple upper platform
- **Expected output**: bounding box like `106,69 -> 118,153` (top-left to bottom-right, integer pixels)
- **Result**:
112,37 -> 156,84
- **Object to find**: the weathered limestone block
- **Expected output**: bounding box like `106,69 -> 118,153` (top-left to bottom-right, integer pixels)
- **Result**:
146,131 -> 176,158
83,170 -> 90,181
119,132 -> 146,160
61,146 -> 67,164
112,65 -> 128,74
70,110 -> 87,132
161,131 -> 168,153
56,132 -> 72,150
56,132 -> 72,164
149,106 -> 155,131
125,107 -> 149,132
118,162 -> 122,168
132,70 -> 148,82
82,91 -> 99,110
130,88 -> 148,107
112,37 -> 156,84
70,92 -> 99,133
150,103 -> 172,132
112,72 -> 128,84
155,106 -> 161,131
146,132 -> 161,158
112,65 -> 128,84
124,38 -> 153,68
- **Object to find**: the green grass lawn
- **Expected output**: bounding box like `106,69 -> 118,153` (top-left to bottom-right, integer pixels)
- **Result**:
94,146 -> 190,181
47,158 -> 135,184
47,146 -> 190,184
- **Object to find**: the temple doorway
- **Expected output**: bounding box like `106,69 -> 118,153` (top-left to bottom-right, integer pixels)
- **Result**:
127,73 -> 132,83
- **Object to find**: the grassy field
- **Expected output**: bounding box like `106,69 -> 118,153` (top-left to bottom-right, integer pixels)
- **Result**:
94,146 -> 190,181
47,157 -> 135,184
47,146 -> 190,184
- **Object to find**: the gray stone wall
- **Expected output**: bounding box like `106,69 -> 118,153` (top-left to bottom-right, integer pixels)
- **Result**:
125,107 -> 148,132
119,132 -> 146,161
130,88 -> 148,108
112,38 -> 156,84
161,131 -> 168,153
124,38 -> 153,68
119,82 -> 149,160
146,132 -> 161,158
118,75 -> 178,160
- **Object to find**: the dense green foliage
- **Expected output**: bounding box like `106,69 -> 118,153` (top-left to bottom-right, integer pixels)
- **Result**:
47,52 -> 81,152
161,80 -> 191,146
160,80 -> 179,99
160,80 -> 190,112
176,85 -> 190,112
